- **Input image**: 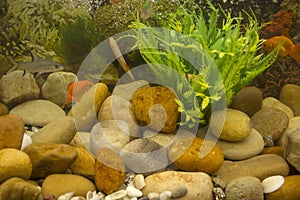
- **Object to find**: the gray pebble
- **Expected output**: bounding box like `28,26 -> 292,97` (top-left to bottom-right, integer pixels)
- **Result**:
171,185 -> 188,198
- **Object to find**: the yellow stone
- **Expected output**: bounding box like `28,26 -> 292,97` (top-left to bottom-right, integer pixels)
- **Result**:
168,137 -> 224,174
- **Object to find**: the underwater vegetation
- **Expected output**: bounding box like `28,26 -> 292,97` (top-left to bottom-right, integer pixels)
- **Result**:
129,1 -> 278,126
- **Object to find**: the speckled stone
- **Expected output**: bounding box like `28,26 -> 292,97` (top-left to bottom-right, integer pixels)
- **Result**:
168,137 -> 224,174
120,138 -> 168,176
0,102 -> 8,116
210,108 -> 251,142
31,116 -> 77,144
69,83 -> 109,131
42,174 -> 96,198
23,143 -> 78,179
280,84 -> 300,116
215,154 -> 289,184
262,97 -> 294,118
0,114 -> 25,150
0,177 -> 42,200
265,175 -> 300,200
277,116 -> 300,147
94,148 -> 126,194
9,99 -> 65,126
143,171 -> 214,200
217,129 -> 264,160
0,148 -> 32,183
225,176 -> 264,200
251,108 -> 289,142
229,86 -> 263,116
132,86 -> 179,133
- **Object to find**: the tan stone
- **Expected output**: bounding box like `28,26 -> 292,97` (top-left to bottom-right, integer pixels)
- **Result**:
261,146 -> 284,157
0,148 -> 32,183
132,86 -> 179,133
42,174 -> 96,198
0,102 -> 8,116
0,114 -> 25,150
280,84 -> 300,116
262,97 -> 294,118
265,175 -> 300,200
143,171 -> 213,200
168,137 -> 224,174
94,148 -> 126,194
69,146 -> 95,179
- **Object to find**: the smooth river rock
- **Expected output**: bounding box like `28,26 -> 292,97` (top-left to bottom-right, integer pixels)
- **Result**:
10,99 -> 65,126
225,176 -> 264,200
210,108 -> 251,142
23,143 -> 78,179
0,71 -> 40,106
143,171 -> 214,200
168,137 -> 224,174
217,129 -> 264,160
0,114 -> 25,150
283,125 -> 300,171
280,84 -> 300,116
41,71 -> 77,105
0,148 -> 32,183
42,174 -> 96,198
277,116 -> 300,147
69,83 -> 108,131
265,175 -> 300,200
214,154 -> 289,184
0,177 -> 43,200
262,97 -> 294,118
229,86 -> 263,116
31,116 -> 77,144
132,86 -> 179,133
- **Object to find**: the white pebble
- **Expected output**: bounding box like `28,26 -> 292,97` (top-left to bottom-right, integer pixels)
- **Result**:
21,133 -> 32,150
126,186 -> 143,198
262,175 -> 285,193
105,190 -> 127,200
147,192 -> 160,200
133,174 -> 146,190
58,192 -> 74,200
159,191 -> 172,200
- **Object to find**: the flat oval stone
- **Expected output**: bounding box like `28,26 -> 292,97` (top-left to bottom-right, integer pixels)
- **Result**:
214,154 -> 289,184
229,86 -> 263,116
211,108 -> 251,142
217,129 -> 264,160
168,137 -> 224,174
0,114 -> 25,150
10,99 -> 65,126
31,116 -> 77,144
0,148 -> 32,183
265,175 -> 300,200
23,143 -> 78,179
280,84 -> 300,116
42,174 -> 96,198
262,175 -> 285,194
143,171 -> 214,200
262,97 -> 294,118
225,176 -> 264,200
171,185 -> 188,198
120,138 -> 168,176
251,108 -> 289,142
94,148 -> 126,194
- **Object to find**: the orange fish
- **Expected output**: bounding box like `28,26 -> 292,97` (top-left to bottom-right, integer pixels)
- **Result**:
61,80 -> 94,108
262,35 -> 300,63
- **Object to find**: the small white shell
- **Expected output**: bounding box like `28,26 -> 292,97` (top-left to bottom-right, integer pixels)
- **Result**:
57,192 -> 75,200
86,191 -> 103,200
262,175 -> 285,193
21,133 -> 32,150
126,186 -> 143,198
133,174 -> 145,190
159,191 -> 172,200
104,190 -> 127,200
147,192 -> 159,200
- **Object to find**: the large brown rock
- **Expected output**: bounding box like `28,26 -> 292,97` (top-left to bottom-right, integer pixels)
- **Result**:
132,86 -> 179,133
0,114 -> 25,150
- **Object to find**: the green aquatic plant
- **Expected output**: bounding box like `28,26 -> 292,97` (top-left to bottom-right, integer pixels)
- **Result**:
129,1 -> 278,126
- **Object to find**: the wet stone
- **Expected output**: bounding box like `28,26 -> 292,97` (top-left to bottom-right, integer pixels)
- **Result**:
23,143 -> 78,179
251,108 -> 289,142
229,86 -> 263,116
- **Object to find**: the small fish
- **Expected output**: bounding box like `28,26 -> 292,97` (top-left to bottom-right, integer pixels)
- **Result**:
262,35 -> 300,63
5,52 -> 64,77
109,37 -> 135,80
61,80 -> 94,109
140,0 -> 153,21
